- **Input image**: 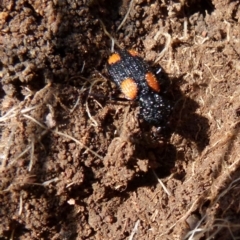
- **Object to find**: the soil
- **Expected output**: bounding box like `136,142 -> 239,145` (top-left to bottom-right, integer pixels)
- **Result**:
0,0 -> 240,239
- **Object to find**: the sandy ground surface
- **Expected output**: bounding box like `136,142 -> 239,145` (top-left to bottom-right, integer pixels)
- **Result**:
0,0 -> 240,239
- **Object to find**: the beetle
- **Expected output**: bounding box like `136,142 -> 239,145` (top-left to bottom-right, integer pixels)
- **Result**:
107,49 -> 172,126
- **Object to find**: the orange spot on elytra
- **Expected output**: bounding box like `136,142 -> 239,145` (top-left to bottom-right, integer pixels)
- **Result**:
120,78 -> 138,100
128,49 -> 139,57
145,72 -> 160,92
108,53 -> 121,64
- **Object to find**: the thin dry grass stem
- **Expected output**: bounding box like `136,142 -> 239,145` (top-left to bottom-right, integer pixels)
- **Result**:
32,82 -> 52,98
185,229 -> 205,240
66,182 -> 75,188
205,83 -> 215,97
28,139 -> 35,172
99,20 -> 120,50
0,106 -> 18,121
201,122 -> 239,158
8,110 -> 103,169
128,219 -> 140,240
205,228 -> 225,240
216,119 -> 223,129
85,79 -> 105,127
93,99 -> 103,109
212,174 -> 240,205
122,219 -> 128,236
28,101 -> 40,112
7,128 -> 49,168
152,170 -> 172,196
8,145 -> 31,167
154,32 -> 172,64
0,105 -> 38,122
23,87 -> 34,100
68,75 -> 88,89
186,217 -> 240,240
85,103 -> 98,127
42,177 -> 59,186
70,97 -> 80,114
159,197 -> 200,237
178,17 -> 188,40
111,38 -> 115,53
194,35 -> 209,45
117,0 -> 135,31
23,114 -> 47,129
3,177 -> 60,189
81,61 -> 85,73
206,110 -> 213,121
183,17 -> 188,40
53,94 -> 71,113
215,218 -> 240,228
65,76 -> 91,113
200,36 -> 209,44
18,191 -> 23,216
89,75 -> 107,88
24,113 -> 103,159
10,229 -> 15,240
184,215 -> 207,240
151,190 -> 165,202
178,197 -> 201,222
224,20 -> 231,42
21,106 -> 39,113
74,76 -> 106,112
185,68 -> 203,85
204,64 -> 223,82
150,209 -> 159,222
54,130 -> 103,160
0,125 -> 16,169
